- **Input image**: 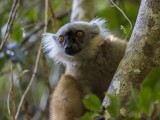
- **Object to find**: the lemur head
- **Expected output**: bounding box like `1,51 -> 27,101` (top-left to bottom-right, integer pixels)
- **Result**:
42,18 -> 109,65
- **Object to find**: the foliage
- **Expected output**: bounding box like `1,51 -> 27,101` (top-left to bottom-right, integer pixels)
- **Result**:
80,68 -> 160,120
127,67 -> 160,119
106,94 -> 120,117
79,94 -> 102,120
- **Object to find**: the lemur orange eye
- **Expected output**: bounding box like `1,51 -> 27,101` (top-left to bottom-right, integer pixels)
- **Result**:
59,36 -> 64,43
76,31 -> 84,38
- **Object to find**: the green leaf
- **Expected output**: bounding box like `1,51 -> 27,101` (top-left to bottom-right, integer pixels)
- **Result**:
138,67 -> 160,115
139,87 -> 153,115
142,67 -> 160,90
79,112 -> 100,120
142,67 -> 160,101
106,94 -> 120,117
0,52 -> 6,70
128,86 -> 140,113
120,25 -> 127,35
79,112 -> 93,120
26,8 -> 37,21
125,117 -> 140,120
83,94 -> 101,111
155,85 -> 160,100
12,26 -> 22,41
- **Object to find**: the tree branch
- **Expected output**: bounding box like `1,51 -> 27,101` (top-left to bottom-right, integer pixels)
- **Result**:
20,11 -> 69,47
102,0 -> 160,110
15,43 -> 42,119
0,0 -> 20,51
71,0 -> 95,22
15,0 -> 49,119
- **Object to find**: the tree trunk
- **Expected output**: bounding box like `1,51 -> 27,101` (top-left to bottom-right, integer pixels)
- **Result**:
70,0 -> 95,22
103,0 -> 160,109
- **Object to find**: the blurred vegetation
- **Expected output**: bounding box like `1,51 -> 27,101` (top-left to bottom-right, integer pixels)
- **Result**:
80,68 -> 160,120
0,0 -> 141,120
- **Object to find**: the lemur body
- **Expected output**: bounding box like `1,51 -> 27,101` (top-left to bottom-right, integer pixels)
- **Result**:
64,35 -> 126,99
42,18 -> 127,120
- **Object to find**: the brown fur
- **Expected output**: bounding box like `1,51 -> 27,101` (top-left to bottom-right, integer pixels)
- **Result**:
50,75 -> 83,120
49,35 -> 127,120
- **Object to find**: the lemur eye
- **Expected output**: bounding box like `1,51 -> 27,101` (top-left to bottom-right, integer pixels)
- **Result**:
76,30 -> 84,38
59,36 -> 64,43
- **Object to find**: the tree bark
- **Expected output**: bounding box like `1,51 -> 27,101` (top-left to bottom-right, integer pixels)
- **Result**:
103,0 -> 160,109
70,0 -> 95,22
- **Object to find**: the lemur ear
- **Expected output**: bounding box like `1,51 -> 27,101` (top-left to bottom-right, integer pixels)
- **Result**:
90,23 -> 100,35
89,18 -> 109,37
52,35 -> 58,40
42,33 -> 57,52
42,32 -> 59,59
42,32 -> 57,41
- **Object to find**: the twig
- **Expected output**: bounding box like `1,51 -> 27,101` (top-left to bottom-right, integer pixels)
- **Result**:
110,0 -> 132,30
148,103 -> 158,120
44,0 -> 48,33
15,0 -> 49,118
20,11 -> 69,47
41,0 -> 57,94
7,81 -> 11,116
7,64 -> 13,117
7,63 -> 16,120
15,43 -> 42,119
0,0 -> 20,51
110,0 -> 132,39
24,99 -> 31,120
20,21 -> 50,46
48,0 -> 57,30
31,1 -> 50,119
11,64 -> 16,120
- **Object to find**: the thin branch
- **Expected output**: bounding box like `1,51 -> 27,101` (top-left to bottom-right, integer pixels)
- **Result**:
44,0 -> 48,33
7,83 -> 11,116
148,103 -> 158,120
41,0 -> 57,94
24,100 -> 31,120
7,63 -> 16,120
48,0 -> 57,30
20,22 -> 50,46
15,43 -> 42,119
110,0 -> 132,30
31,1 -> 50,119
110,0 -> 132,39
20,10 -> 69,47
11,63 -> 16,120
0,0 -> 20,51
15,0 -> 49,118
7,64 -> 13,117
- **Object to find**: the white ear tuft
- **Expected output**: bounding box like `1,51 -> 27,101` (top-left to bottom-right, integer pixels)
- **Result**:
42,32 -> 54,53
42,32 -> 59,59
90,18 -> 109,37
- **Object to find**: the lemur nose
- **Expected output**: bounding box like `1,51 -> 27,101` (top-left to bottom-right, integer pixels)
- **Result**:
65,45 -> 73,51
